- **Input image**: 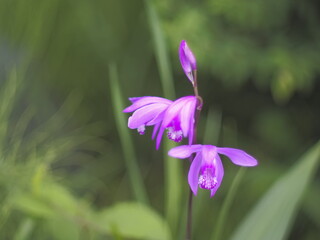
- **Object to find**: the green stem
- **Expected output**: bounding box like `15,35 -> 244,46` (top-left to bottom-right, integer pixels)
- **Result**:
185,189 -> 193,240
186,70 -> 201,240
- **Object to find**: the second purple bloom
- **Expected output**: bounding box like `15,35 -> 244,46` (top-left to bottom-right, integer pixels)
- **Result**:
123,96 -> 198,149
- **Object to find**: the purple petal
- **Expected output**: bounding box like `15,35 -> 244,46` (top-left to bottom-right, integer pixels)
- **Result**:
188,105 -> 195,144
179,41 -> 192,72
162,96 -> 193,127
152,122 -> 161,140
168,145 -> 202,159
184,43 -> 196,70
123,96 -> 172,113
210,154 -> 224,197
200,145 -> 224,197
201,145 -> 218,164
161,98 -> 186,127
128,104 -> 168,129
179,97 -> 197,138
188,152 -> 202,195
156,127 -> 165,150
147,111 -> 165,126
128,97 -> 142,103
217,147 -> 258,167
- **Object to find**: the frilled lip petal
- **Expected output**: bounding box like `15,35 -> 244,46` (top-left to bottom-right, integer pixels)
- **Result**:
168,145 -> 202,159
123,96 -> 172,113
210,154 -> 224,197
199,145 -> 224,197
217,147 -> 258,167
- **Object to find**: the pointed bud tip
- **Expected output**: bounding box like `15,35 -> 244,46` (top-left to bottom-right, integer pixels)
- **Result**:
179,40 -> 197,70
179,40 -> 197,83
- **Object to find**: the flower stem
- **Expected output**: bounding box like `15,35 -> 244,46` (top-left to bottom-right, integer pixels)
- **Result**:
192,70 -> 199,97
186,70 -> 202,240
186,189 -> 194,240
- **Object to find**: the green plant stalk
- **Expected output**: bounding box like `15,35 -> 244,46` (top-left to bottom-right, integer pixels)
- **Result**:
185,71 -> 202,240
109,63 -> 149,204
144,0 -> 175,99
144,0 -> 182,235
211,167 -> 247,240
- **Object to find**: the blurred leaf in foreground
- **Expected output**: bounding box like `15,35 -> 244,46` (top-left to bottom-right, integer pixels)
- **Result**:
98,202 -> 171,240
230,140 -> 320,240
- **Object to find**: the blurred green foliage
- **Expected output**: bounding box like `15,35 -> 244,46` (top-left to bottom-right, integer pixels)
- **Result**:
0,0 -> 319,239
159,0 -> 320,102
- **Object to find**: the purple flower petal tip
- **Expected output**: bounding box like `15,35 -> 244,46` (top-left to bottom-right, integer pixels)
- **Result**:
179,40 -> 197,83
217,147 -> 258,167
128,97 -> 141,103
179,40 -> 197,70
168,145 -> 202,159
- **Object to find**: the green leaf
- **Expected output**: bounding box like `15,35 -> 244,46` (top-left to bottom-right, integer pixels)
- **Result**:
13,194 -> 55,218
98,202 -> 171,240
13,182 -> 84,219
39,182 -> 78,215
230,141 -> 320,240
14,218 -> 34,240
46,216 -> 80,240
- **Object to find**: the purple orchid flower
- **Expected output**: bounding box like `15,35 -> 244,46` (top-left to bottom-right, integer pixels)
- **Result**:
179,40 -> 197,84
168,144 -> 258,197
123,96 -> 198,149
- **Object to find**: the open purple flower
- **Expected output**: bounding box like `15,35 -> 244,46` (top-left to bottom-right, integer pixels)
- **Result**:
168,144 -> 258,197
123,96 -> 198,149
179,40 -> 197,84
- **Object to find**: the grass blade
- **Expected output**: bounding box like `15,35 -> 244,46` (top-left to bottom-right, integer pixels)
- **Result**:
109,63 -> 149,204
230,141 -> 320,240
144,0 -> 175,99
144,1 -> 183,235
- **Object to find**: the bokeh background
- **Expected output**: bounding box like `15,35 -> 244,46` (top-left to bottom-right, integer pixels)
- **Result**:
0,0 -> 319,239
